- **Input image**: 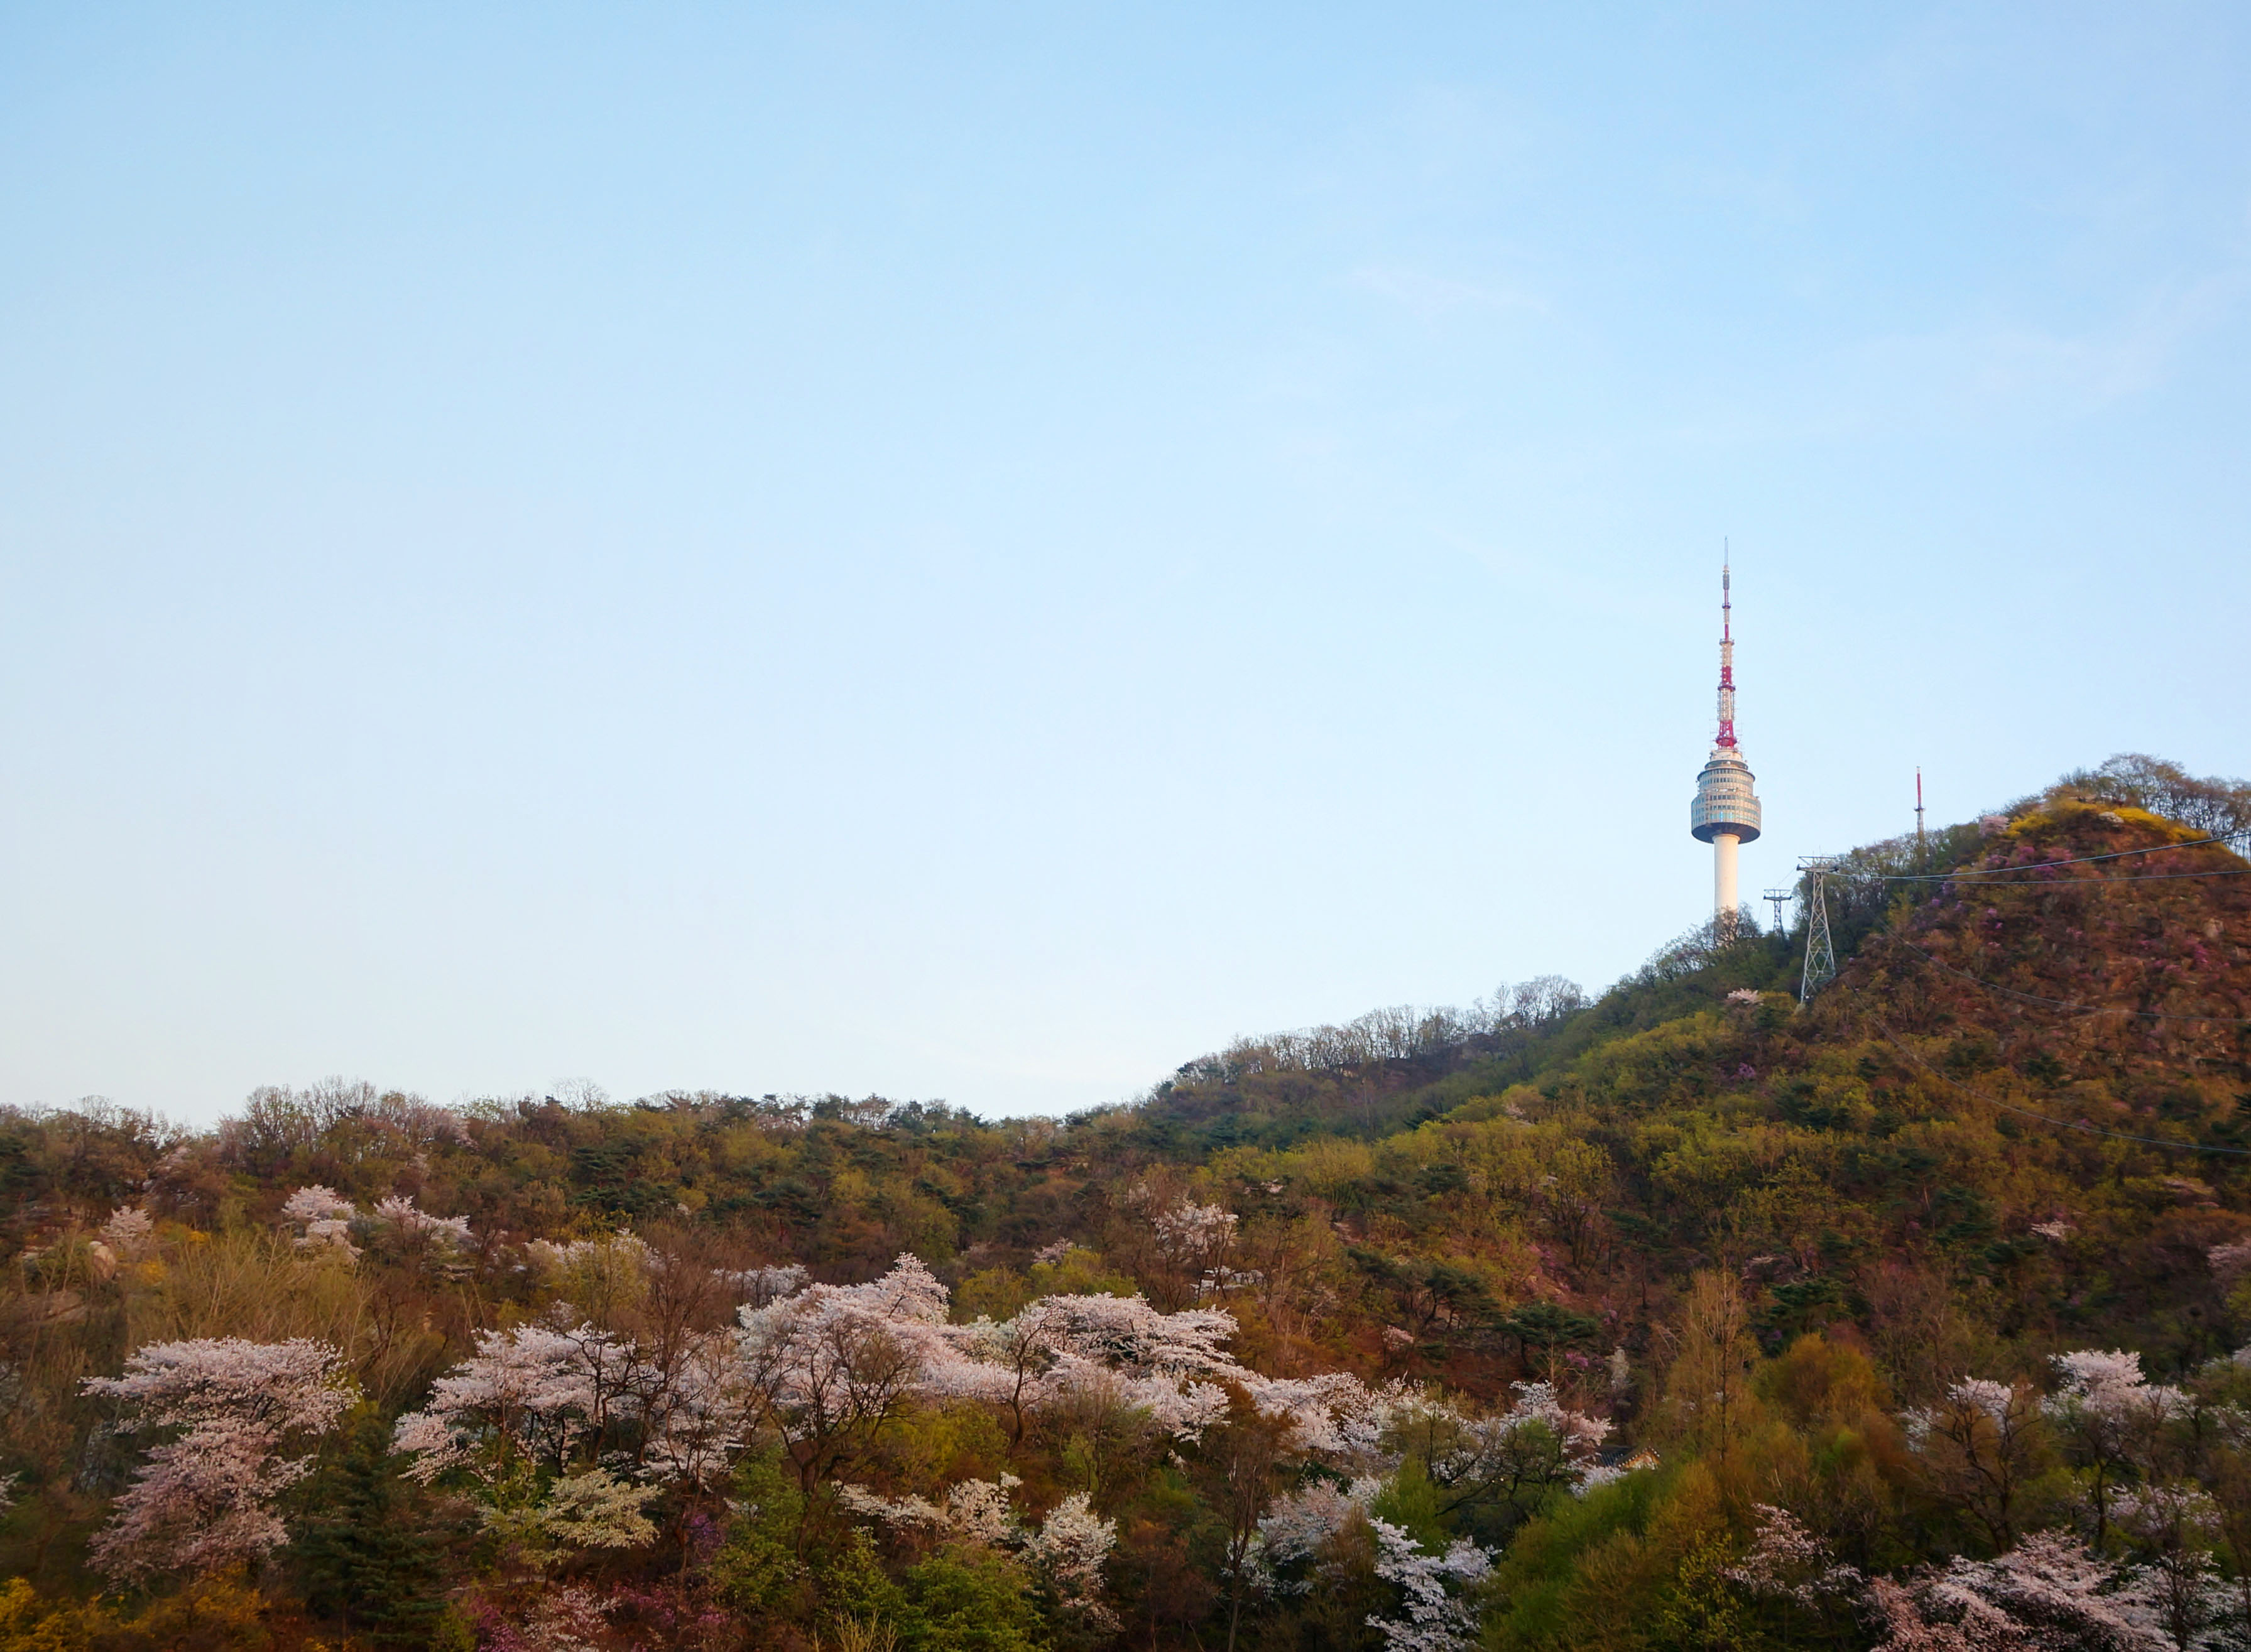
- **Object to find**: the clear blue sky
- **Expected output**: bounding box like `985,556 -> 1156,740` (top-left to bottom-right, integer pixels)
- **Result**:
4,4 -> 2247,1123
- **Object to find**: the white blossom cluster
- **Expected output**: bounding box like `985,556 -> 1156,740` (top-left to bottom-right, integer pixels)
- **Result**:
278,1185 -> 475,1261
371,1193 -> 474,1250
2045,1350 -> 2191,1430
1153,1200 -> 1240,1264
2209,1241 -> 2251,1285
934,1290 -> 1249,1442
1902,1376 -> 2023,1448
392,1320 -> 640,1484
1873,1531 -> 2176,1651
717,1262 -> 810,1306
1254,1477 -> 1381,1591
1725,1504 -> 1863,1609
836,1472 -> 1121,1629
281,1183 -> 361,1253
1366,1519 -> 1493,1652
99,1205 -> 155,1259
81,1337 -> 356,1580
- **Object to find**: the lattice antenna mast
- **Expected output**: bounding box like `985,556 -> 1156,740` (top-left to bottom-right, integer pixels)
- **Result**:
1916,768 -> 1926,856
1716,553 -> 1736,749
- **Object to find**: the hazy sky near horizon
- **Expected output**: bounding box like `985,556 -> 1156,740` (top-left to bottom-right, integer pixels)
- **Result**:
4,4 -> 2249,1124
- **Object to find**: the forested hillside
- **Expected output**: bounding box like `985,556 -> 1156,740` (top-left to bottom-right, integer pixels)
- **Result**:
5,755 -> 2251,1652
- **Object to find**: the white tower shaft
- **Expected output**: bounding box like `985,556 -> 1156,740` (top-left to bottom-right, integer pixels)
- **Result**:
1714,830 -> 1740,916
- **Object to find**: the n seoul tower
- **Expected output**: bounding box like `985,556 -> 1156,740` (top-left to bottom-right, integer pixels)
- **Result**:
1689,558 -> 1761,922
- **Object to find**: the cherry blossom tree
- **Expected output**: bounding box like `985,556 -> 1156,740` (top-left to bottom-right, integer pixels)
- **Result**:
935,1291 -> 1246,1447
2112,1485 -> 2231,1650
370,1193 -> 473,1253
1120,1183 -> 1243,1308
393,1317 -> 687,1568
1866,1575 -> 2029,1651
1384,1382 -> 1612,1527
734,1254 -> 953,1500
2045,1350 -> 2192,1550
280,1184 -> 359,1254
391,1319 -> 636,1486
99,1205 -> 154,1260
1365,1519 -> 1493,1652
1920,1531 -> 2169,1651
82,1337 -> 356,1580
1726,1503 -> 1864,1640
1022,1490 -> 1120,1629
1255,1477 -> 1380,1594
836,1472 -> 1121,1631
1902,1378 -> 2049,1550
1155,1200 -> 1242,1300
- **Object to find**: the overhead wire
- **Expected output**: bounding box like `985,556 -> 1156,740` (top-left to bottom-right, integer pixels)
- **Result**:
1834,830 -> 2250,884
1880,933 -> 2251,1026
1874,868 -> 2251,886
1794,823 -> 2251,1155
1870,1021 -> 2251,1157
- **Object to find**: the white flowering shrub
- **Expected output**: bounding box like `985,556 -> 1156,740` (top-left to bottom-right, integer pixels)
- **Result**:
533,1466 -> 662,1551
734,1254 -> 956,1489
934,1291 -> 1248,1445
1023,1489 -> 1120,1625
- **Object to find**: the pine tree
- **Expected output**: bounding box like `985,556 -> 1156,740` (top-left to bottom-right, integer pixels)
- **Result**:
291,1416 -> 449,1648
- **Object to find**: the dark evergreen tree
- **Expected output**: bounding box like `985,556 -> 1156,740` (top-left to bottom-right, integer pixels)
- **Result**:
291,1415 -> 450,1648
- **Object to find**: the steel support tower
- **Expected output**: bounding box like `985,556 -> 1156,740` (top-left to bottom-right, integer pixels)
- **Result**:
1797,856 -> 1841,1002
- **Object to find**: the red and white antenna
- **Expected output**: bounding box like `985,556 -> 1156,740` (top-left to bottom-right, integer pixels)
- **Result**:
1714,548 -> 1736,749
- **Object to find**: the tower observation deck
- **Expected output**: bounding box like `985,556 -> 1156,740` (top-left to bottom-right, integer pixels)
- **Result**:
1689,560 -> 1760,921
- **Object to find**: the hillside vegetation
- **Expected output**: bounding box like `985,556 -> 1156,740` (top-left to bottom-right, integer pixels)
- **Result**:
4,754 -> 2251,1652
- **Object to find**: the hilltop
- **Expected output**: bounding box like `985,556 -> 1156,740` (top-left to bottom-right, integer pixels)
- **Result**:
3,753 -> 2250,1652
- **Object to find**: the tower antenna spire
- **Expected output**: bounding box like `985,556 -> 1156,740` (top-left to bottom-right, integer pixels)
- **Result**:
1716,542 -> 1736,749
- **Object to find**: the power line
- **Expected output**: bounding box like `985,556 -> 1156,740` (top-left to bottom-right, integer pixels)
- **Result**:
1885,869 -> 2251,887
1845,832 -> 2248,883
1872,1021 -> 2251,1157
1882,934 -> 2251,1026
1791,822 -> 2251,1151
